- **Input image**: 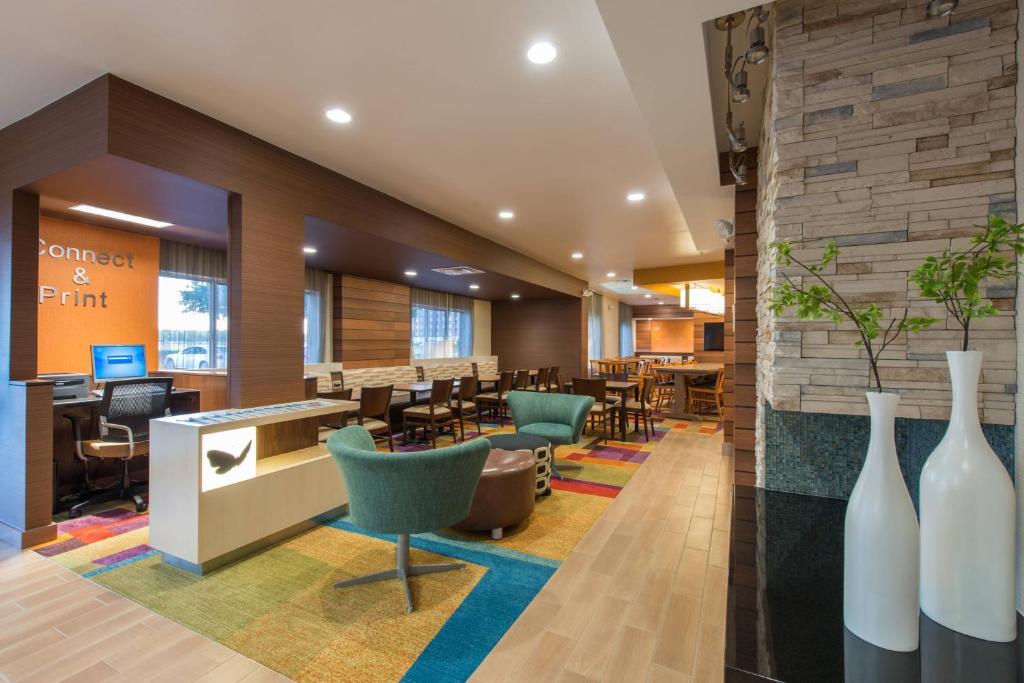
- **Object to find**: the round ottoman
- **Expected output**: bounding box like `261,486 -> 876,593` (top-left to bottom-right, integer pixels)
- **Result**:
453,449 -> 535,540
484,433 -> 552,496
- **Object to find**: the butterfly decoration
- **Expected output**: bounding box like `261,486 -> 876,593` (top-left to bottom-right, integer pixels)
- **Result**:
206,440 -> 252,474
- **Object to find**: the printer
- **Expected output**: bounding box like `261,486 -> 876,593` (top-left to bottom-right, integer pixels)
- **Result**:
39,373 -> 91,400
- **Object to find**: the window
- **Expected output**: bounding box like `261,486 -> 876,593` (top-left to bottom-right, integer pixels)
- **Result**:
411,288 -> 473,359
158,275 -> 228,369
587,292 -> 603,361
303,289 -> 322,364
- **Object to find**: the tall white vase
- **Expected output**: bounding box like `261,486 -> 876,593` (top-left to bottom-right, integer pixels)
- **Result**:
920,350 -> 1016,642
844,391 -> 919,652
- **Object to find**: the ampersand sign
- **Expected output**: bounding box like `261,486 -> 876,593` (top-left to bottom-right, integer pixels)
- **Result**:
72,267 -> 90,285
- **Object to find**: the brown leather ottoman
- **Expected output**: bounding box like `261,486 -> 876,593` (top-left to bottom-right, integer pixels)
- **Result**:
453,448 -> 536,540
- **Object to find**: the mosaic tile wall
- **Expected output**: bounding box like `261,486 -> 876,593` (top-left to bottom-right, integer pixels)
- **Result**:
763,401 -> 1014,508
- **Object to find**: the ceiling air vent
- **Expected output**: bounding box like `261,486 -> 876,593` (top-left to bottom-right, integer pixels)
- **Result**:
431,266 -> 485,276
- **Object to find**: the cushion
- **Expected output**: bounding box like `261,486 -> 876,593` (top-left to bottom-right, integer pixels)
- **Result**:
477,392 -> 507,401
82,439 -> 149,458
403,405 -> 452,418
357,418 -> 390,434
519,422 -> 574,446
624,399 -> 648,411
453,401 -> 476,411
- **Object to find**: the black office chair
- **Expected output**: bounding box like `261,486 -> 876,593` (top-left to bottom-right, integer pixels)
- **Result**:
66,377 -> 173,518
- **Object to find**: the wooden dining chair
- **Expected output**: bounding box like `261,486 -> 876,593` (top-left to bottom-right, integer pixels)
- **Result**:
653,369 -> 675,412
330,371 -> 345,390
415,366 -> 425,381
356,385 -> 395,452
625,376 -> 656,441
572,377 -> 615,444
533,367 -> 549,391
477,370 -> 514,425
513,369 -> 530,391
452,375 -> 482,441
471,361 -> 479,378
688,370 -> 725,419
318,388 -> 354,437
402,378 -> 455,448
546,366 -> 560,392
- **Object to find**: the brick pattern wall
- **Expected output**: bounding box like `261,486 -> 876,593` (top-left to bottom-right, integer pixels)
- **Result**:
759,0 -> 1018,432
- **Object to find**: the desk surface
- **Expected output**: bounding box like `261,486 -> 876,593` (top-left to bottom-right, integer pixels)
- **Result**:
54,387 -> 199,409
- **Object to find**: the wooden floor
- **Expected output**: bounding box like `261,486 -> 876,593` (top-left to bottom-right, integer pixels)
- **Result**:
472,425 -> 731,682
0,544 -> 287,682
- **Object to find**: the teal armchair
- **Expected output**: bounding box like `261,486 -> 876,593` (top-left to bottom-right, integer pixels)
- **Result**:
326,425 -> 490,612
506,390 -> 594,478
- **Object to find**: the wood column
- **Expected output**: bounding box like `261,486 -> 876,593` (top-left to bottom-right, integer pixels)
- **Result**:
0,191 -> 56,547
733,187 -> 758,487
724,249 -> 735,444
227,193 -> 306,408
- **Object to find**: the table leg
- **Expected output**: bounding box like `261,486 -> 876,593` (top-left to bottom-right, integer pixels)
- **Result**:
670,373 -> 688,419
618,393 -> 627,441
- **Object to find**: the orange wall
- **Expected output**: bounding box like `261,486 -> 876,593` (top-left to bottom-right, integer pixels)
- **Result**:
37,217 -> 159,374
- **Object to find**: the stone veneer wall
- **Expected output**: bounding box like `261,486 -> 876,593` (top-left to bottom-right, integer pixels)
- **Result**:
756,0 -> 1019,497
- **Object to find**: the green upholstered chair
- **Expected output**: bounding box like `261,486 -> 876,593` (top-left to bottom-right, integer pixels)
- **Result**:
326,425 -> 490,613
506,390 -> 594,479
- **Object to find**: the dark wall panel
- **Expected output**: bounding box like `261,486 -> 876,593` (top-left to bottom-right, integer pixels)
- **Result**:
491,298 -> 585,377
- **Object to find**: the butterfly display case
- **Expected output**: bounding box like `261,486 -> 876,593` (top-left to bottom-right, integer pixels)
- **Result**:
147,398 -> 359,574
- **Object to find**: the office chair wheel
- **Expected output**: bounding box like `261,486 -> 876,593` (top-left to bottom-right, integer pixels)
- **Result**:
133,495 -> 148,513
68,508 -> 83,519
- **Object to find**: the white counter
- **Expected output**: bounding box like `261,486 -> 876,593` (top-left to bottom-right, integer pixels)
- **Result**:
149,399 -> 358,573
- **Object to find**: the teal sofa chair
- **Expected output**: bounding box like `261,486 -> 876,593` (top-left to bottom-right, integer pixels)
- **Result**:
326,425 -> 490,612
506,390 -> 594,479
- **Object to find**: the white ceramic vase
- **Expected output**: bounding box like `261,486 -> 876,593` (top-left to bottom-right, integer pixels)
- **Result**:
844,391 -> 920,652
919,350 -> 1016,642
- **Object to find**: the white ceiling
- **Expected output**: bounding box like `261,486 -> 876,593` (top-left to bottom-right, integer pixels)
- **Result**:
0,0 -> 759,285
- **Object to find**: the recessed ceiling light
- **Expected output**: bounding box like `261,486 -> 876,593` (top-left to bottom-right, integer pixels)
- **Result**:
70,204 -> 172,228
644,294 -> 652,299
404,270 -> 417,277
469,284 -> 480,290
527,41 -> 558,65
607,271 -> 616,278
511,293 -> 521,299
498,210 -> 515,220
571,252 -> 584,260
631,285 -> 639,290
627,192 -> 646,202
303,246 -> 317,254
325,108 -> 352,124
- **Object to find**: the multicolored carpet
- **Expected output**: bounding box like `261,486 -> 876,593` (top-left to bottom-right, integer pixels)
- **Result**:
34,413 -> 720,682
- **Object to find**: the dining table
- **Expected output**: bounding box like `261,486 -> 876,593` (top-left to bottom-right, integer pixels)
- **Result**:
656,363 -> 725,421
564,378 -> 639,441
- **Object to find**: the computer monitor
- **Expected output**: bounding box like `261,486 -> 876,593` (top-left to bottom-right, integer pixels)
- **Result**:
91,344 -> 148,382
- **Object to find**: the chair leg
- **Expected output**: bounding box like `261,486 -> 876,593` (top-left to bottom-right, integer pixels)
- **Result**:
458,415 -> 465,442
334,533 -> 463,613
430,420 -> 437,449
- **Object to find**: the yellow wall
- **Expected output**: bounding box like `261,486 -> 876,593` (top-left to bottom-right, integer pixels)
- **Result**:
37,217 -> 159,374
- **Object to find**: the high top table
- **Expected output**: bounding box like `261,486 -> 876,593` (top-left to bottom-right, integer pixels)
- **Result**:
656,363 -> 724,421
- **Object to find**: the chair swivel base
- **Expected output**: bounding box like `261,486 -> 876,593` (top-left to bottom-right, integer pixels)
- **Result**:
68,483 -> 148,518
333,533 -> 463,613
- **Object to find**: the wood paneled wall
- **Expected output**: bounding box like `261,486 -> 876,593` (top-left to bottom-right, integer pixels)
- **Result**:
335,275 -> 411,369
633,310 -> 724,362
692,311 -> 725,364
491,298 -> 586,377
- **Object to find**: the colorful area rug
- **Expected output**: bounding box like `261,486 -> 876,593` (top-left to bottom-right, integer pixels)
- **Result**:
34,413 -> 719,681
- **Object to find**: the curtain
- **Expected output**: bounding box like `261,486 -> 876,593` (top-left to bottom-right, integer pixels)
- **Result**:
159,239 -> 227,280
411,288 -> 474,359
305,268 -> 333,363
619,302 -> 634,356
588,292 -> 603,361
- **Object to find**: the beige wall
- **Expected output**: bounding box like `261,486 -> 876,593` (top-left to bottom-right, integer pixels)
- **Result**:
473,298 -> 491,357
602,294 -> 620,358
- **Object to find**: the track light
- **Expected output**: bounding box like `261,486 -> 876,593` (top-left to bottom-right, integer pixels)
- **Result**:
731,67 -> 750,103
924,0 -> 957,16
746,25 -> 769,64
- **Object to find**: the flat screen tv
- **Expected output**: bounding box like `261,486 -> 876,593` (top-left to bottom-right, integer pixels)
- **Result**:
704,322 -> 725,351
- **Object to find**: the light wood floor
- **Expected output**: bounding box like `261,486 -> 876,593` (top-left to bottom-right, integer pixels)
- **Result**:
472,425 -> 731,683
0,544 -> 288,682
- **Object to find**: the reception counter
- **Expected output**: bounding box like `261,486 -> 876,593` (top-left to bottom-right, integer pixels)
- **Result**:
149,398 -> 358,573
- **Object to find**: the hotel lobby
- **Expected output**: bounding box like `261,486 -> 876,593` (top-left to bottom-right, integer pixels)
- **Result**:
0,0 -> 1022,681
